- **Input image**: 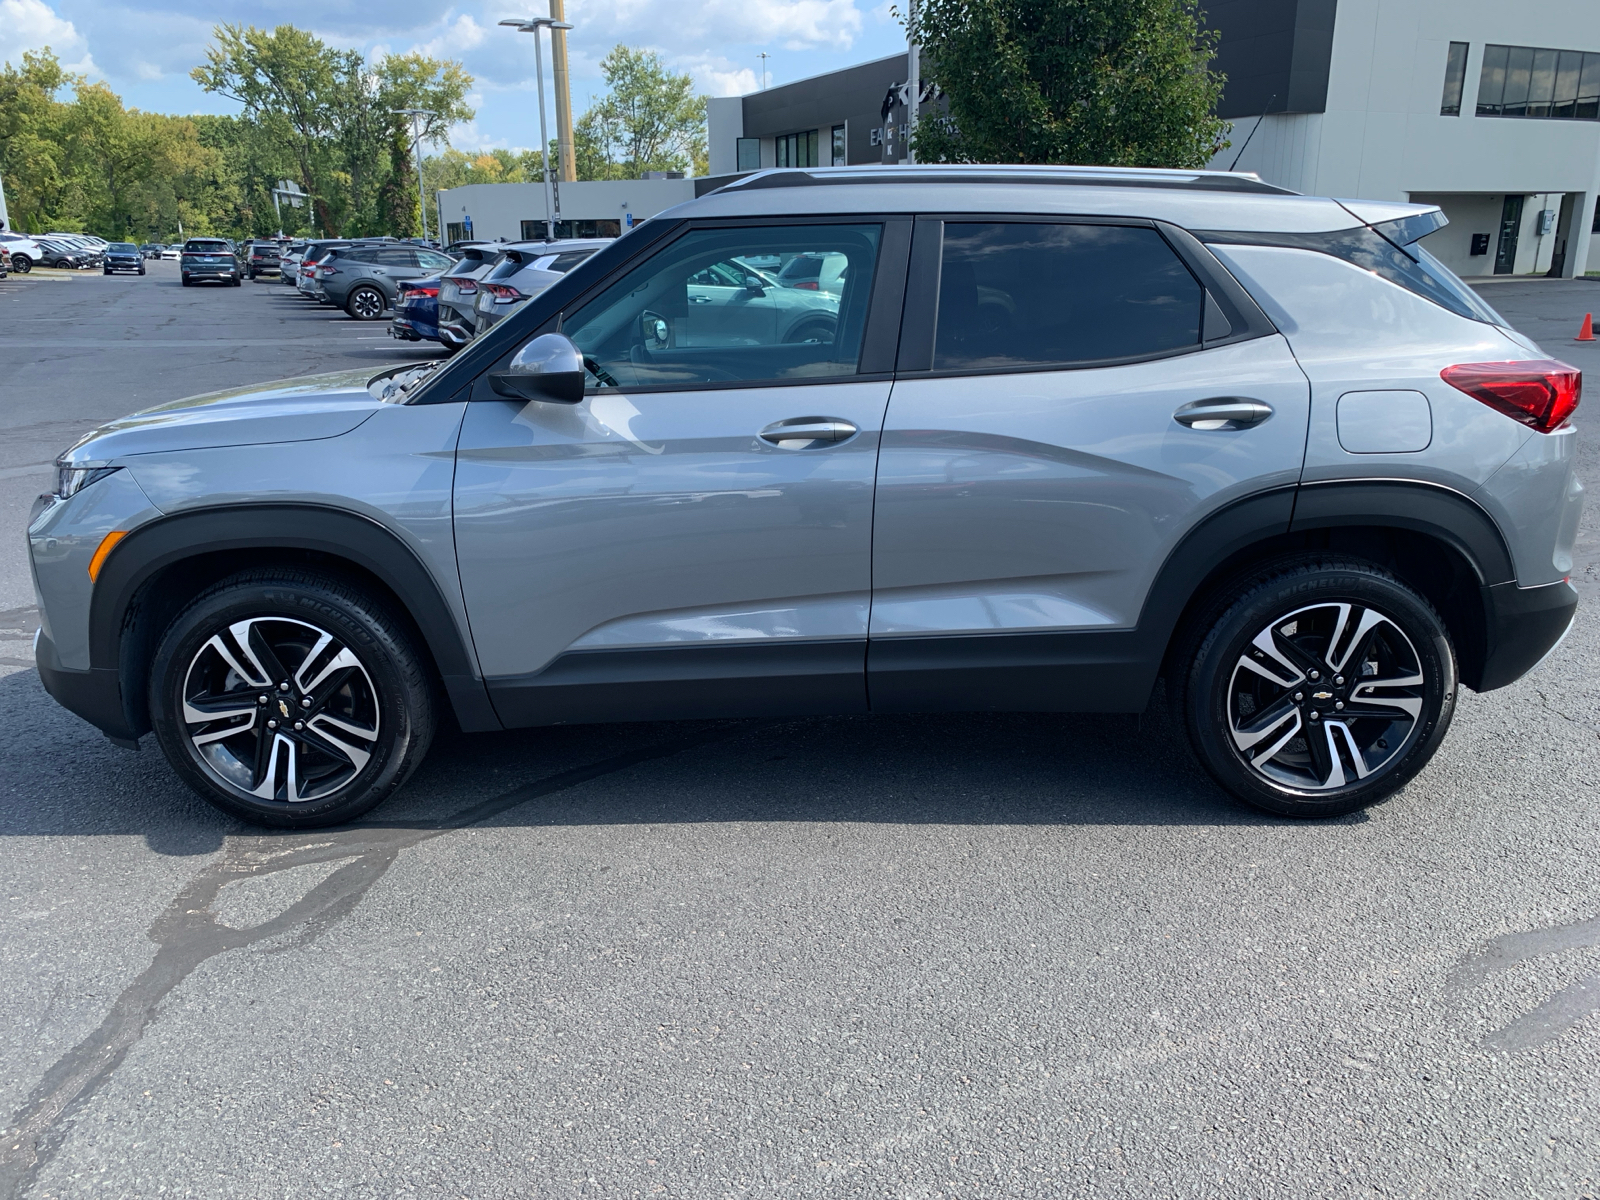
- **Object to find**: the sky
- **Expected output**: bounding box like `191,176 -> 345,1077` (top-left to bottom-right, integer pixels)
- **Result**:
1,0 -> 911,157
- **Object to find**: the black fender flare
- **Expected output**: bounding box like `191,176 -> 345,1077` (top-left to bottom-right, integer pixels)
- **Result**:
1287,479 -> 1513,585
90,504 -> 500,734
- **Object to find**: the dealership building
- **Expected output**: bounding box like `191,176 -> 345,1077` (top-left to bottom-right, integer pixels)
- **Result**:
706,0 -> 1600,278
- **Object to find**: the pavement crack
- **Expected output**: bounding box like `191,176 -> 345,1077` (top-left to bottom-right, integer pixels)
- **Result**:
0,724 -> 741,1198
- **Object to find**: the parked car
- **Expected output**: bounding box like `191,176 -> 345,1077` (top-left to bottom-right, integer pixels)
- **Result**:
160,246 -> 182,261
774,250 -> 848,295
139,243 -> 163,259
247,241 -> 284,279
30,165 -> 1582,829
296,240 -> 373,300
279,242 -> 309,284
390,276 -> 447,348
0,233 -> 40,272
318,243 -> 456,320
102,243 -> 147,276
435,244 -> 503,349
35,239 -> 92,269
0,246 -> 9,279
471,239 -> 610,333
180,238 -> 240,286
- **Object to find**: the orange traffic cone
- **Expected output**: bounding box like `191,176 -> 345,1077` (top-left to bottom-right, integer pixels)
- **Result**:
1579,313 -> 1595,341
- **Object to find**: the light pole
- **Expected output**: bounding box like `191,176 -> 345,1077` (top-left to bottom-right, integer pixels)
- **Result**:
500,16 -> 575,241
758,52 -> 770,90
390,108 -> 432,242
905,0 -> 919,164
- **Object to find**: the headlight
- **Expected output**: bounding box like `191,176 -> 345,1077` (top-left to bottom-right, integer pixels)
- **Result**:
56,463 -> 121,499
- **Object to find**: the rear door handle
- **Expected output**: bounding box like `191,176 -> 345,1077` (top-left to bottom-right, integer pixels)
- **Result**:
1173,397 -> 1275,430
759,417 -> 858,446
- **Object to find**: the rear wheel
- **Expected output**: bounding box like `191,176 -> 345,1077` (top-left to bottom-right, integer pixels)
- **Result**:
12,254 -> 30,273
1177,559 -> 1456,818
149,570 -> 435,827
347,286 -> 386,320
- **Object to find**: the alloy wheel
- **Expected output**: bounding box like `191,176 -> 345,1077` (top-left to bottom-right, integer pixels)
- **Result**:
181,616 -> 380,803
1227,601 -> 1425,792
350,288 -> 385,320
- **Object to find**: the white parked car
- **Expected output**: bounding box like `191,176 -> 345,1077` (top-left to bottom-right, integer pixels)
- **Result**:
0,233 -> 43,272
160,246 -> 182,261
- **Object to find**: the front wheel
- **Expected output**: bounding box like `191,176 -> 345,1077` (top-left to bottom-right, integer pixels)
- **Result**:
1178,559 -> 1457,818
149,570 -> 435,827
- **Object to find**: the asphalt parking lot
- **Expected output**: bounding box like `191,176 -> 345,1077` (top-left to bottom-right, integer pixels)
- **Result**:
1,262 -> 1597,1199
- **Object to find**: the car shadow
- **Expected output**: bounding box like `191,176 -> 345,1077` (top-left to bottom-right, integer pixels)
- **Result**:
0,662 -> 1342,858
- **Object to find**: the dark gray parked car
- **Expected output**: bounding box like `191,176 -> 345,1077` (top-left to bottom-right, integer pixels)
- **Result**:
30,165 -> 1583,828
435,244 -> 504,348
319,244 -> 458,320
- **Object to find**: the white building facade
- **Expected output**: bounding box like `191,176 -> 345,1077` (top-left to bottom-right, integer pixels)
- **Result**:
1204,0 -> 1600,278
433,177 -> 695,245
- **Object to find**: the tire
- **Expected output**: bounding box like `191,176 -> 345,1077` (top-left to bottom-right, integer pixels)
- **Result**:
231,276 -> 242,287
12,255 -> 30,273
783,316 -> 837,345
347,286 -> 386,320
138,268 -> 146,276
182,277 -> 191,287
1175,558 -> 1457,819
103,268 -> 112,275
148,569 -> 435,828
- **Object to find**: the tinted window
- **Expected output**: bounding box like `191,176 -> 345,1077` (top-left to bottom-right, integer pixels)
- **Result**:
565,224 -> 882,390
185,240 -> 229,252
546,250 -> 593,273
378,247 -> 419,267
418,250 -> 454,271
933,223 -> 1201,371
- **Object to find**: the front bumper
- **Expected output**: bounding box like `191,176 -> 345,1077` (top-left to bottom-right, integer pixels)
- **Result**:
36,628 -> 138,743
1476,578 -> 1579,691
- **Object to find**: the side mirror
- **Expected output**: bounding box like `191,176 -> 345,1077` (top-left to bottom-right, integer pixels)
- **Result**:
488,332 -> 586,404
742,275 -> 766,294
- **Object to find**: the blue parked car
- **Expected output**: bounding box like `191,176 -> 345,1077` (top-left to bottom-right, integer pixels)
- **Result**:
389,276 -> 453,352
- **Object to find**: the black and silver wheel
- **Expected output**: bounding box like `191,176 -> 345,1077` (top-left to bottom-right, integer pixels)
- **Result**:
347,287 -> 385,320
1179,559 -> 1456,818
12,254 -> 30,273
150,571 -> 434,827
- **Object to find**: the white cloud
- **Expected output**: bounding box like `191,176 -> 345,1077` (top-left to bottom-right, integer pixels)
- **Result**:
679,55 -> 760,98
1,0 -> 98,74
411,13 -> 487,59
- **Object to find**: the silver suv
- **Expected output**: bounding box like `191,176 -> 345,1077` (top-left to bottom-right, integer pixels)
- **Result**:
29,166 -> 1582,827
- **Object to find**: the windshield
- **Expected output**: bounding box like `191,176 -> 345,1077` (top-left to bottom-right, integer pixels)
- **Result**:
109,243 -> 137,252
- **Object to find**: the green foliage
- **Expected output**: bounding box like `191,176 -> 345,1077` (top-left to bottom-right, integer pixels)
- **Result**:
909,0 -> 1229,168
572,46 -> 707,180
0,49 -> 232,238
420,147 -> 548,219
191,24 -> 473,236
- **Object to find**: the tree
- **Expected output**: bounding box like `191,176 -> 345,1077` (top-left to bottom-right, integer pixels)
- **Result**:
908,0 -> 1228,169
573,46 -> 707,180
191,24 -> 473,235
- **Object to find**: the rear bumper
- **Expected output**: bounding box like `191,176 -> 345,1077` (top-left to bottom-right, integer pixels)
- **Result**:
36,628 -> 138,743
1476,578 -> 1578,691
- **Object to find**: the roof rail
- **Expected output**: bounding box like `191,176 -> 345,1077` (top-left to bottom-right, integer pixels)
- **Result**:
716,164 -> 1298,197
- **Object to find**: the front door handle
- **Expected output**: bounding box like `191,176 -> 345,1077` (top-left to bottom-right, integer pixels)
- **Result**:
759,417 -> 858,447
1173,397 -> 1274,431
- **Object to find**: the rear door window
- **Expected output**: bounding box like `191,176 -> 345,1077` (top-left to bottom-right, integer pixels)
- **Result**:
933,223 -> 1202,371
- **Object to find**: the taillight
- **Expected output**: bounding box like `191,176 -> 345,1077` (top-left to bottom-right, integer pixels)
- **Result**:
1441,359 -> 1581,433
320,265 -> 339,276
793,280 -> 819,290
483,283 -> 523,301
405,286 -> 439,298
454,279 -> 478,294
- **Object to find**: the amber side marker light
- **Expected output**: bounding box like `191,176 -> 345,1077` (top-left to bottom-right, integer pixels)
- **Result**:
1440,360 -> 1581,433
87,530 -> 127,581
